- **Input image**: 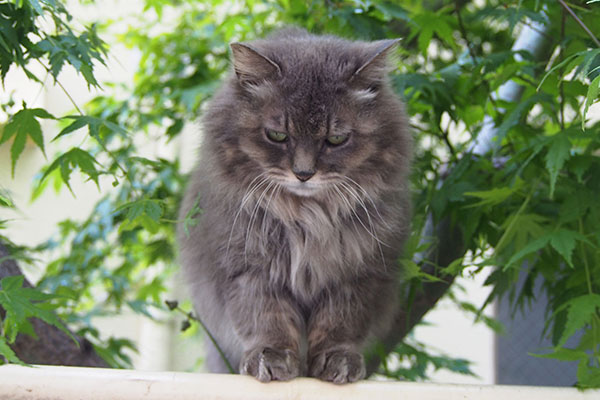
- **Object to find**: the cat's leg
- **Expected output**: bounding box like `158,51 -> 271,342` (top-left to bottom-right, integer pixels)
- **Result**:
227,274 -> 304,382
306,278 -> 396,384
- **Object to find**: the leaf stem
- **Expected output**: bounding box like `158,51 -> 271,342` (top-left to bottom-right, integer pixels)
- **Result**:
578,219 -> 598,361
494,180 -> 538,255
440,126 -> 456,159
558,0 -> 600,48
578,219 -> 594,296
91,134 -> 129,179
559,9 -> 566,130
453,0 -> 501,119
35,60 -> 84,116
34,60 -> 132,188
454,1 -> 477,63
169,302 -> 235,373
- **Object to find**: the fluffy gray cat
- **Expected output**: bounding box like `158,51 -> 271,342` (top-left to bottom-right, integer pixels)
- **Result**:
178,28 -> 412,384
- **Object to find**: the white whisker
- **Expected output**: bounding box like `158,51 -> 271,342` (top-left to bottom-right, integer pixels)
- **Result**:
225,173 -> 269,261
260,183 -> 281,237
245,179 -> 275,265
331,183 -> 361,238
337,183 -> 387,247
341,176 -> 391,230
337,182 -> 387,268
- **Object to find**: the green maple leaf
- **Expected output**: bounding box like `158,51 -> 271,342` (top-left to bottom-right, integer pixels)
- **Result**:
548,229 -> 582,268
116,199 -> 164,234
555,294 -> 600,349
53,115 -> 127,142
0,107 -> 55,177
545,134 -> 571,199
499,213 -> 548,253
583,74 -> 600,128
40,148 -> 101,193
0,336 -> 24,365
465,181 -> 523,208
504,235 -> 549,269
0,190 -> 14,208
531,347 -> 588,362
577,362 -> 600,389
0,275 -> 75,346
505,229 -> 588,269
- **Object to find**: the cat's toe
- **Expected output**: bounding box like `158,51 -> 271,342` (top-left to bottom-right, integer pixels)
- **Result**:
240,347 -> 300,382
309,350 -> 366,384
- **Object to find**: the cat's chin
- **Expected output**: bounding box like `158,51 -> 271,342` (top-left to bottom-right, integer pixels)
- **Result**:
283,182 -> 324,197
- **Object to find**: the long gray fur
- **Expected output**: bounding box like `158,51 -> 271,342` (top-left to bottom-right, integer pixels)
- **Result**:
178,28 -> 412,384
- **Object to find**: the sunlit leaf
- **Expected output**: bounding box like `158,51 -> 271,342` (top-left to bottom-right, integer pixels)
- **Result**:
116,199 -> 164,234
0,191 -> 14,208
40,148 -> 101,193
0,108 -> 55,176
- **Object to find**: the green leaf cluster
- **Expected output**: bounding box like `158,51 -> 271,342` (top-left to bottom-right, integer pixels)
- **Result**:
0,106 -> 54,175
0,275 -> 75,364
379,338 -> 475,381
0,0 -> 107,84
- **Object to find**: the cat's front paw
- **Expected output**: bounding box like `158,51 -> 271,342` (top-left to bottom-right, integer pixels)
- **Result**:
240,347 -> 300,382
309,350 -> 366,384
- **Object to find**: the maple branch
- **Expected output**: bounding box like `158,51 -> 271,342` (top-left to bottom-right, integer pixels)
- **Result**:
558,0 -> 600,48
366,217 -> 460,375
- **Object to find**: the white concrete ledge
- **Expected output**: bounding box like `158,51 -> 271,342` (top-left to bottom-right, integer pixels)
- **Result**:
0,365 -> 597,400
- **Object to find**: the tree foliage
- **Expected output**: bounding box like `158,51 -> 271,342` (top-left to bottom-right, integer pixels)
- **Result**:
1,0 -> 599,387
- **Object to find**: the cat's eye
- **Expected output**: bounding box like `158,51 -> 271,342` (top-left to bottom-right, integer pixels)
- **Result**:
326,134 -> 349,146
266,129 -> 288,143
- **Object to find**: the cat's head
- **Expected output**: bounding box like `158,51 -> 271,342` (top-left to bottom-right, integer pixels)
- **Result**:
205,30 -> 410,201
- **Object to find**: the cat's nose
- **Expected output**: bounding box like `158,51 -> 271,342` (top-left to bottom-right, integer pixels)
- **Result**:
293,169 -> 315,182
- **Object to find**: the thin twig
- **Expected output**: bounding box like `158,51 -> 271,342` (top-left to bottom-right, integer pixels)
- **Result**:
32,71 -> 50,106
36,60 -> 85,116
559,9 -> 566,130
520,19 -> 553,41
35,60 -> 133,185
578,218 -> 600,361
166,300 -> 235,373
558,0 -> 600,48
454,1 -> 503,119
454,0 -> 477,63
514,74 -> 539,88
55,80 -> 84,115
440,126 -> 456,158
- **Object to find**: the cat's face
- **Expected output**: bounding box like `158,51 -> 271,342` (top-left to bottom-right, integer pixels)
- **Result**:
209,33 -> 407,201
237,82 -> 380,198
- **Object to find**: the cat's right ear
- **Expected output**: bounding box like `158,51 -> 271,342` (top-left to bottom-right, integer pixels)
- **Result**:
230,43 -> 282,86
351,39 -> 400,84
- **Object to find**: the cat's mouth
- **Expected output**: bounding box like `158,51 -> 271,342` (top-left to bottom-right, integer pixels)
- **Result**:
282,181 -> 324,197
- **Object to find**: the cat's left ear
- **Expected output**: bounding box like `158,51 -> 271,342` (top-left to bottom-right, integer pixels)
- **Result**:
351,39 -> 400,84
230,42 -> 282,86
